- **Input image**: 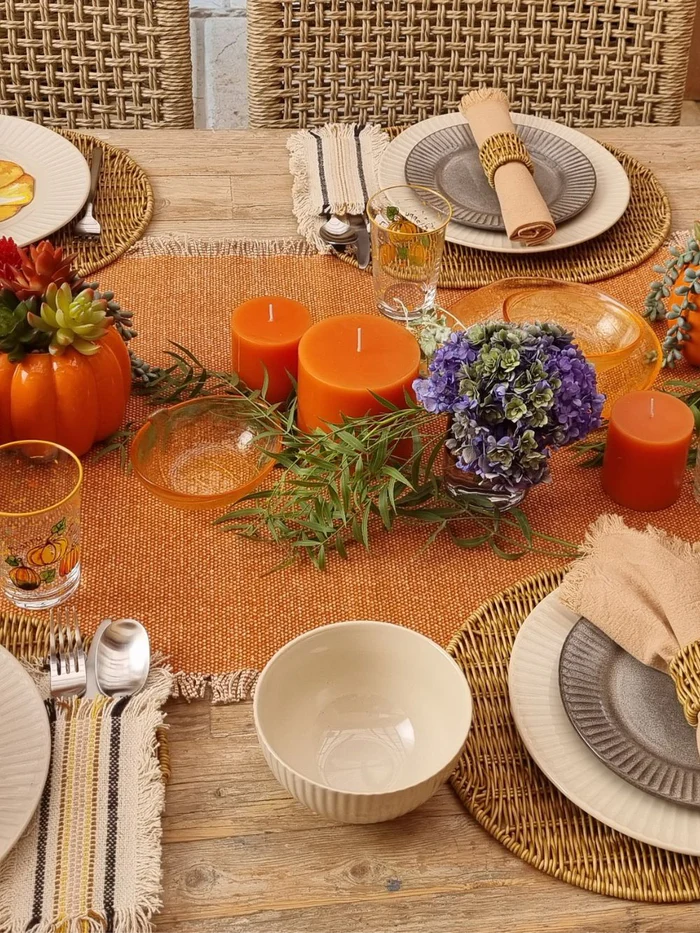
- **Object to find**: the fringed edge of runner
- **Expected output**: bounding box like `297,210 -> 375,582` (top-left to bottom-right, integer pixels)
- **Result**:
173,669 -> 259,704
127,234 -> 318,259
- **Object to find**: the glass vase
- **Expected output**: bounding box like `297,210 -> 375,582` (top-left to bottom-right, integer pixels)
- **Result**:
442,444 -> 527,510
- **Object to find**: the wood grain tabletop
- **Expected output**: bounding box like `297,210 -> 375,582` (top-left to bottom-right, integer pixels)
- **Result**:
96,127 -> 700,933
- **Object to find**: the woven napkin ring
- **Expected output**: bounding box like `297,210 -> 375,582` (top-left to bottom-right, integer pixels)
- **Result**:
669,641 -> 700,726
478,132 -> 535,188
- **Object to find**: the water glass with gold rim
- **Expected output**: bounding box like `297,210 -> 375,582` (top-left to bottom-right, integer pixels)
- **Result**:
0,441 -> 83,610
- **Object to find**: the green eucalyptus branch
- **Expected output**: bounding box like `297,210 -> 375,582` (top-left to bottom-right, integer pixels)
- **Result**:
215,397 -> 579,570
99,340 -> 580,569
644,223 -> 700,368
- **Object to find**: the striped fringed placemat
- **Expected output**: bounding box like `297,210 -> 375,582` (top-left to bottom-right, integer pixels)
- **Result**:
0,663 -> 172,933
0,607 -> 171,780
448,570 -> 700,903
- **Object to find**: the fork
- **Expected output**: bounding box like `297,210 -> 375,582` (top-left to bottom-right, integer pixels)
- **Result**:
74,147 -> 103,238
49,607 -> 87,698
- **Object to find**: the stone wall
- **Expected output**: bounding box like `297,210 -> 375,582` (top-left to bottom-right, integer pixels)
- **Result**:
191,0 -> 248,128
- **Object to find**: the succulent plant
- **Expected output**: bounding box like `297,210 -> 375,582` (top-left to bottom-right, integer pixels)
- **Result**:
0,290 -> 49,361
27,282 -> 110,355
0,241 -> 80,301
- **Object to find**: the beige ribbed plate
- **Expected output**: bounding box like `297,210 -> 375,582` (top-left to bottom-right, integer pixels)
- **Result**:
509,591 -> 700,856
380,112 -> 630,254
0,115 -> 91,246
0,645 -> 51,863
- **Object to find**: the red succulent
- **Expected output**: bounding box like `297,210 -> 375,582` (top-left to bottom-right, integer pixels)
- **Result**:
0,237 -> 21,283
0,240 -> 80,301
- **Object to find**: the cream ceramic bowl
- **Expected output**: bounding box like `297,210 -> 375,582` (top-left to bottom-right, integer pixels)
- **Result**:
254,621 -> 473,823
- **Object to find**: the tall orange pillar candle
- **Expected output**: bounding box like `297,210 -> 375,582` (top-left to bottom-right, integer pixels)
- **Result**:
602,390 -> 694,511
297,314 -> 420,432
231,296 -> 312,403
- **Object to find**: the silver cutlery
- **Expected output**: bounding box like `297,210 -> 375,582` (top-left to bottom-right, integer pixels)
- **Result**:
49,607 -> 87,698
86,618 -> 150,698
319,213 -> 372,269
348,214 -> 371,270
74,147 -> 103,237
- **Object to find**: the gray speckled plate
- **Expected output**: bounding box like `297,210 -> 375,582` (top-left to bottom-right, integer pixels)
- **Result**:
405,123 -> 596,232
559,619 -> 700,809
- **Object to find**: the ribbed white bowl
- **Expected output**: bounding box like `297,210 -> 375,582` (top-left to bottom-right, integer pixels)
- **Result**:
254,621 -> 472,824
0,645 -> 51,862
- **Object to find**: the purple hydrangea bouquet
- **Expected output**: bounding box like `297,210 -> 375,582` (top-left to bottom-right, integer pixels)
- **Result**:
414,321 -> 605,504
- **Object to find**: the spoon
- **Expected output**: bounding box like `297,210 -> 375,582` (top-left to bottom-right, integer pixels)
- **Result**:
94,618 -> 151,698
318,214 -> 357,247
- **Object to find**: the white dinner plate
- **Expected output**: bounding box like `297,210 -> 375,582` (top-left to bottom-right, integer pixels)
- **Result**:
509,590 -> 700,856
0,115 -> 91,246
379,112 -> 631,255
0,644 -> 51,863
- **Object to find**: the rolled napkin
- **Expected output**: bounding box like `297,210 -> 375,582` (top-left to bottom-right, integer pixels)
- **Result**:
458,89 -> 556,245
560,515 -> 700,754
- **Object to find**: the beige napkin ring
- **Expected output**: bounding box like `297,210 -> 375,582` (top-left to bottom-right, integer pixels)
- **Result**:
669,641 -> 700,726
478,132 -> 534,188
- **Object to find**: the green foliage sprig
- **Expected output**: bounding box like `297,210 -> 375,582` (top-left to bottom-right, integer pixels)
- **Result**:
645,223 -> 700,368
106,342 -> 578,569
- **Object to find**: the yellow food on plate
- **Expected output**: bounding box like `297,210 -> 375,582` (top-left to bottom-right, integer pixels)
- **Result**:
0,160 -> 24,190
0,205 -> 21,221
0,173 -> 35,207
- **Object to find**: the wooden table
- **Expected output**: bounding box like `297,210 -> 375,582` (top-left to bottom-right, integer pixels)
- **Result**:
95,127 -> 700,933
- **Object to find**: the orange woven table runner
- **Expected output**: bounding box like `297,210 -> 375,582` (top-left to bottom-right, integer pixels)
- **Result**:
19,237 -> 695,698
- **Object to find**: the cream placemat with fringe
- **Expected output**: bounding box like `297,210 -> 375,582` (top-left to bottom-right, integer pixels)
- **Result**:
287,123 -> 389,251
0,663 -> 172,933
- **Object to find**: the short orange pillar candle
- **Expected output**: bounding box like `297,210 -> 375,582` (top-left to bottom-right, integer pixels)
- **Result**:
231,296 -> 312,403
602,390 -> 694,511
297,314 -> 420,433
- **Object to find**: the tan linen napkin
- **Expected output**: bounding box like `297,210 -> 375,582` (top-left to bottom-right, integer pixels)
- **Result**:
458,89 -> 556,245
560,515 -> 700,752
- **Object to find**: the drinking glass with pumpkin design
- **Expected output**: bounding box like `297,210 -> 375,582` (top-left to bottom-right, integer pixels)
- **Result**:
0,440 -> 82,609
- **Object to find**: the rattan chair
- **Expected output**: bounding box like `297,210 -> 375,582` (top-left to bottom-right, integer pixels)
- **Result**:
0,0 -> 193,128
248,0 -> 695,129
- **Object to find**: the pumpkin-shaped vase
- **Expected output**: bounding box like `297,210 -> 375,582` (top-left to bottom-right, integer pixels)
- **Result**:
0,325 -> 131,456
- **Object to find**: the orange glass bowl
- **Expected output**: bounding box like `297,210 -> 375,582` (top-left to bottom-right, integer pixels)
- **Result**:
449,279 -> 662,418
130,396 -> 281,511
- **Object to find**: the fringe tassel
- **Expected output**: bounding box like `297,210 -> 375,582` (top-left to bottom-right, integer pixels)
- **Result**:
173,669 -> 259,703
560,514 -> 700,609
127,235 -> 318,259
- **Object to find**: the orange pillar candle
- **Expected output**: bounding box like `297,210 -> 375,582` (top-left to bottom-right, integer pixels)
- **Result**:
602,390 -> 694,511
297,314 -> 420,432
231,296 -> 312,403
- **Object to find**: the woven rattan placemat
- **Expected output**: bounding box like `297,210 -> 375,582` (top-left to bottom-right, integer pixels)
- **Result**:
339,143 -> 670,287
448,570 -> 700,902
50,130 -> 154,277
0,606 -> 170,781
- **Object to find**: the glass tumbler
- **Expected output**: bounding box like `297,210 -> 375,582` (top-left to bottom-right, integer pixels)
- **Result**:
367,185 -> 452,321
0,441 -> 83,610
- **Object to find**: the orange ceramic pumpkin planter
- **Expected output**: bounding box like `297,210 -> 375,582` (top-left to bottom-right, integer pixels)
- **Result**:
0,238 -> 132,456
0,324 -> 131,456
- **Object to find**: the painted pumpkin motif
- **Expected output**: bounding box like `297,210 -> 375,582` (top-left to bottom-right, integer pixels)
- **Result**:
6,559 -> 41,591
59,544 -> 80,577
27,537 -> 68,567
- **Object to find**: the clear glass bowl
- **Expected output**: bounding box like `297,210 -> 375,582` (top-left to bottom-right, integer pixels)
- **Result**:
130,396 -> 281,510
448,279 -> 662,417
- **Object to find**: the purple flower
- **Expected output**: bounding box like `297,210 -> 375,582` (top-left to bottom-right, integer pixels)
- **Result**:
415,322 -> 604,494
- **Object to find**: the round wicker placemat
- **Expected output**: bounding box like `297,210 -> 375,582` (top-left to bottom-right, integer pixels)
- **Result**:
447,570 -> 700,902
340,143 -> 670,288
50,130 -> 154,277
